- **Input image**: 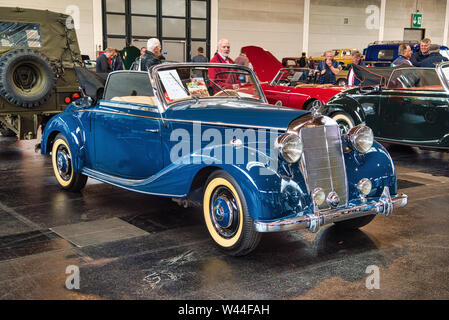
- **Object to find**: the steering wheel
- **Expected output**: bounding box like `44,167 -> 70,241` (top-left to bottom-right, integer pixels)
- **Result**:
213,89 -> 239,97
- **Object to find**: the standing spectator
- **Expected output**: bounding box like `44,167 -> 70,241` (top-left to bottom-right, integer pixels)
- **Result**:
296,52 -> 307,67
419,44 -> 449,67
234,49 -> 250,67
132,47 -> 147,71
192,47 -> 208,62
410,38 -> 431,66
346,50 -> 366,86
308,57 -> 315,69
111,49 -> 125,71
96,48 -> 112,73
140,38 -> 165,71
208,39 -> 237,91
391,44 -> 413,67
316,50 -> 340,85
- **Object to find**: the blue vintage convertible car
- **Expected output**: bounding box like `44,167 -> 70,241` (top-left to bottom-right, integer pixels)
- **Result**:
40,63 -> 408,256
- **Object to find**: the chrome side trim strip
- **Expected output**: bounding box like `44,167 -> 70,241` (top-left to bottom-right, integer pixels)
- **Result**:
81,168 -> 187,198
79,109 -> 286,131
99,101 -> 159,112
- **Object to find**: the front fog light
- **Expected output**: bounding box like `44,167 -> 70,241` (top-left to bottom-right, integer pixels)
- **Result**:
348,125 -> 373,153
312,188 -> 326,206
357,178 -> 372,196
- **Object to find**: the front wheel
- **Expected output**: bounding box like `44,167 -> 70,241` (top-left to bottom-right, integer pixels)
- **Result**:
332,112 -> 355,134
203,170 -> 261,256
51,133 -> 87,192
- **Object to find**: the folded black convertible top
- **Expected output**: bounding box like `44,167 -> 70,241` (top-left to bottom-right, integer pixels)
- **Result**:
352,64 -> 406,87
74,67 -> 108,100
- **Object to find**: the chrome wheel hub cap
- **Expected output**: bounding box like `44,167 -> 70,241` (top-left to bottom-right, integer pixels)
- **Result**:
210,186 -> 240,238
56,146 -> 71,181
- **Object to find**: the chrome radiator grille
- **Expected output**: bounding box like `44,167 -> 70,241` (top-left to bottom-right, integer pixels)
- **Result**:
300,125 -> 348,209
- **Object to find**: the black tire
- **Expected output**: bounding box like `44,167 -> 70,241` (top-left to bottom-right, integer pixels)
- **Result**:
203,170 -> 261,256
332,111 -> 355,134
334,215 -> 376,230
0,48 -> 56,108
51,133 -> 87,192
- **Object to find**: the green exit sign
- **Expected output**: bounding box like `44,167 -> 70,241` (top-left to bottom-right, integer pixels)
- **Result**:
412,13 -> 423,28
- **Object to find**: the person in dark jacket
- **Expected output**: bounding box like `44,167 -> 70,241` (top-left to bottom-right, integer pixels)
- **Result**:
410,38 -> 431,66
111,49 -> 125,71
95,48 -> 112,73
192,47 -> 208,62
391,44 -> 413,67
317,51 -> 340,85
140,38 -> 165,71
419,44 -> 448,67
296,52 -> 307,67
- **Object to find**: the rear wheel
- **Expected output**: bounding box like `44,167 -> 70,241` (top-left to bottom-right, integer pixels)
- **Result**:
203,170 -> 261,256
51,133 -> 87,192
332,112 -> 355,134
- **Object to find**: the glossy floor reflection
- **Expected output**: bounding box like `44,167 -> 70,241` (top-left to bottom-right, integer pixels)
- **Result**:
0,136 -> 448,299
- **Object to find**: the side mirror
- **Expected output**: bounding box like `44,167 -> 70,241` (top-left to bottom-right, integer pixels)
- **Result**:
73,96 -> 93,108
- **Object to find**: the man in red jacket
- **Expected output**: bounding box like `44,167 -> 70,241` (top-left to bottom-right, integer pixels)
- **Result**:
208,39 -> 238,93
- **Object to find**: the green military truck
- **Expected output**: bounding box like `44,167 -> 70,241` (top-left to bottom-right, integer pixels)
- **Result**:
0,7 -> 82,139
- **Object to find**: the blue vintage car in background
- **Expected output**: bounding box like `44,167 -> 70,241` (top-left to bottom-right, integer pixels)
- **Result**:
40,63 -> 408,256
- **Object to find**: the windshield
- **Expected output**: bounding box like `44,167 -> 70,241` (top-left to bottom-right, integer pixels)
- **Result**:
0,22 -> 41,47
440,62 -> 449,89
387,68 -> 444,91
271,67 -> 314,86
155,65 -> 264,106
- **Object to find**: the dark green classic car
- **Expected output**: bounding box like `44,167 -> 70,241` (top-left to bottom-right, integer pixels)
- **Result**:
322,62 -> 449,150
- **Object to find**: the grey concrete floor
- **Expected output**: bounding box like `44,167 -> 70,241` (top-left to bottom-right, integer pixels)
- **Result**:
0,137 -> 448,300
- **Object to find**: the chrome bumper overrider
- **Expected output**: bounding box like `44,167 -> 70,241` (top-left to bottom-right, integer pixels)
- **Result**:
254,187 -> 408,233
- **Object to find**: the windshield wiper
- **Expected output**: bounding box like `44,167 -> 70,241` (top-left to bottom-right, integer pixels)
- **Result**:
168,73 -> 199,104
208,78 -> 241,100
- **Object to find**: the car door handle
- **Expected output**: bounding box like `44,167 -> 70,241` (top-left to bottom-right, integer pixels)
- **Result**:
145,129 -> 159,133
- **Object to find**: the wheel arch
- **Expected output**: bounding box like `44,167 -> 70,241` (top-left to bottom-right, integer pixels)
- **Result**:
41,114 -> 86,172
325,97 -> 366,125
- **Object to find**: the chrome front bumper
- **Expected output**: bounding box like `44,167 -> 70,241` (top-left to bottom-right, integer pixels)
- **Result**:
254,187 -> 408,233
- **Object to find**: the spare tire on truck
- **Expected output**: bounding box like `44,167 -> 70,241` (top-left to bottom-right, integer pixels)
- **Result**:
0,48 -> 56,108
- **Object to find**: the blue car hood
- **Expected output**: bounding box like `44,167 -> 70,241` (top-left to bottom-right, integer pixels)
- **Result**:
163,99 -> 308,131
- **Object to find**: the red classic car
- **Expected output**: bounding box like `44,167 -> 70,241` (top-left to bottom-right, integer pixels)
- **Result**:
242,46 -> 345,110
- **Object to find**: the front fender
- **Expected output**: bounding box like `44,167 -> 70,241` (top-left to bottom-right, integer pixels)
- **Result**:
344,140 -> 397,199
141,144 -> 309,222
41,111 -> 86,172
324,95 -> 366,124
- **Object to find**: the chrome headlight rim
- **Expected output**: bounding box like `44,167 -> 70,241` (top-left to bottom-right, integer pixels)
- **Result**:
276,133 -> 303,164
348,125 -> 374,154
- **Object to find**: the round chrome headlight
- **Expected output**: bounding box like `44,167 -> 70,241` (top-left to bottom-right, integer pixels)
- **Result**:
357,178 -> 372,196
277,133 -> 303,163
312,188 -> 326,206
348,125 -> 373,153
